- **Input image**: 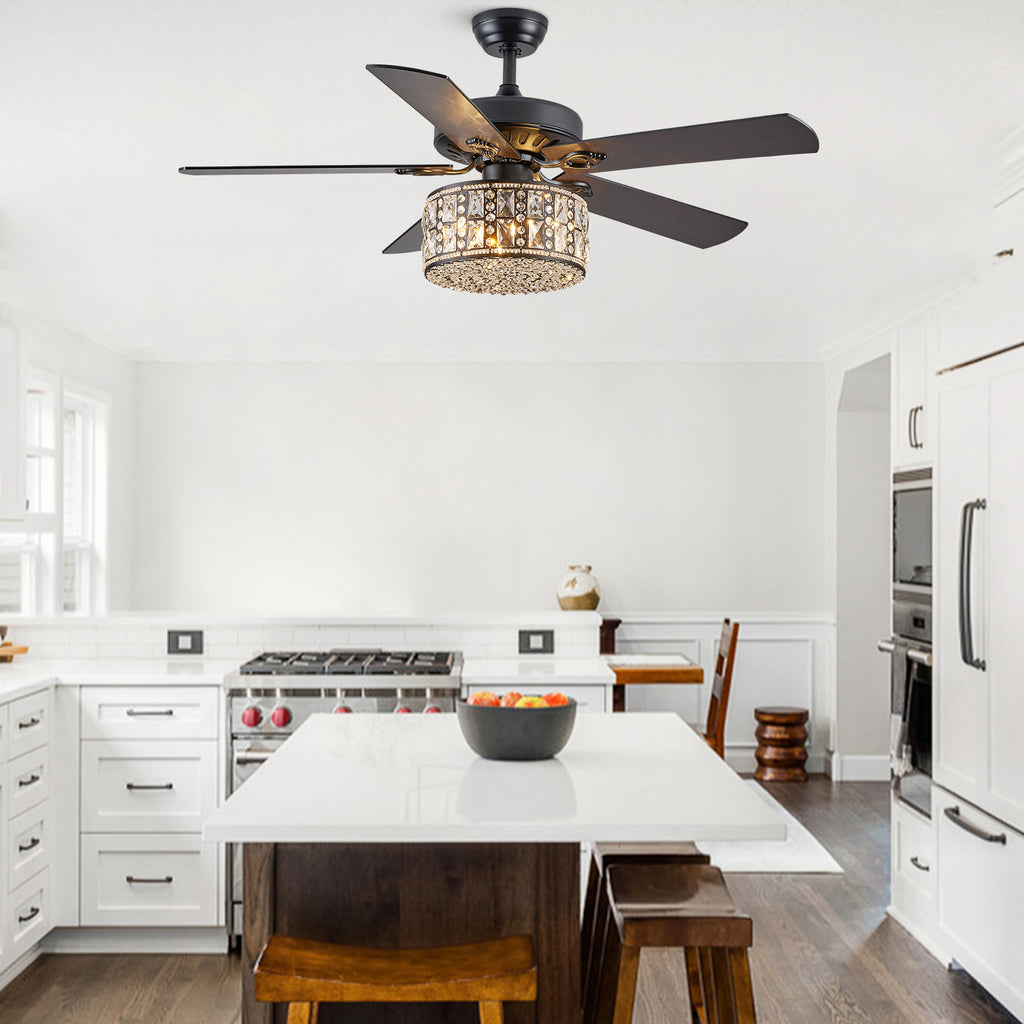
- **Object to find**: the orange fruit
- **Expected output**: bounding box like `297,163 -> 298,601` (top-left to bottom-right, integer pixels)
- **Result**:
500,691 -> 523,707
468,691 -> 500,707
543,692 -> 570,707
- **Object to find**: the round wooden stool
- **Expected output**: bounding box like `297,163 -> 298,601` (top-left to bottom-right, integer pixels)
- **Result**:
754,706 -> 809,782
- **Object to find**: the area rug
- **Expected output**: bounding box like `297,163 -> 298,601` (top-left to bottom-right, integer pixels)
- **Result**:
695,780 -> 844,874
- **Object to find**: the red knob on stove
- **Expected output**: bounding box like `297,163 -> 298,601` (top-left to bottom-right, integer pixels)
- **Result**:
423,705 -> 442,714
394,706 -> 412,714
271,706 -> 292,728
333,705 -> 353,714
240,706 -> 262,728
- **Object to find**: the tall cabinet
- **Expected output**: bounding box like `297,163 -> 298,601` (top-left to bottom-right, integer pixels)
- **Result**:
933,342 -> 1024,1022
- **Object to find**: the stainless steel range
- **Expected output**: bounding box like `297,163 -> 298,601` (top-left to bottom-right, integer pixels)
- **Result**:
225,649 -> 463,938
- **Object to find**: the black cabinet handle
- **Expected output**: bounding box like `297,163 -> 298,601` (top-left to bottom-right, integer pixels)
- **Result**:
126,708 -> 174,717
18,837 -> 41,853
908,407 -> 916,449
18,906 -> 40,924
18,717 -> 41,729
910,405 -> 924,448
958,499 -> 987,670
18,774 -> 40,787
126,782 -> 174,791
909,855 -> 930,872
126,875 -> 173,884
944,805 -> 1006,844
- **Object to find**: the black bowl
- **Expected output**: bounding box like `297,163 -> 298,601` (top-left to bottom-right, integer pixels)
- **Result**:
456,698 -> 577,761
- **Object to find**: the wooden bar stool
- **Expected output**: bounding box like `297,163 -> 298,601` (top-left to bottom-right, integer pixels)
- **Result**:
594,863 -> 757,1024
254,933 -> 537,1024
581,843 -> 710,1024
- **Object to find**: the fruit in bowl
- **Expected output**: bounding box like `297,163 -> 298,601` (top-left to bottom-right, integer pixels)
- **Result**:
456,694 -> 577,760
467,691 -> 501,707
500,691 -> 523,707
543,692 -> 570,707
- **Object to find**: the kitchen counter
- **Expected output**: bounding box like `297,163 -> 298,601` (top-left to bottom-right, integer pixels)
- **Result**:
0,656 -> 237,701
203,711 -> 784,844
461,655 -> 614,686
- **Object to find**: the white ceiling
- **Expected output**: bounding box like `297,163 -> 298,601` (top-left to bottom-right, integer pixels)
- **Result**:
3,0 -> 1022,362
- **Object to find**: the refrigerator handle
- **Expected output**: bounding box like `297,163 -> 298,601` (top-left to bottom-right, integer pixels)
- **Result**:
958,498 -> 987,671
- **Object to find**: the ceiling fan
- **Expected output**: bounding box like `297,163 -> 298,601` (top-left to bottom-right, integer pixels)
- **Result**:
179,7 -> 819,295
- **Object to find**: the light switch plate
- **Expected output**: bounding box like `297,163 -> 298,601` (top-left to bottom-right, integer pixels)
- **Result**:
518,629 -> 554,655
168,629 -> 204,655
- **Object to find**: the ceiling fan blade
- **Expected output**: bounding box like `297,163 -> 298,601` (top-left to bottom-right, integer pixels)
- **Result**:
545,114 -> 818,174
178,164 -> 455,175
383,220 -> 424,255
366,64 -> 519,160
560,174 -> 746,249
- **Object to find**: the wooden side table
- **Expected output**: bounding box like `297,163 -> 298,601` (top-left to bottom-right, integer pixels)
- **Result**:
754,706 -> 809,782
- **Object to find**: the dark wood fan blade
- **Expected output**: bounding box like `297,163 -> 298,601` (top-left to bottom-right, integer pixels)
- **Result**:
383,220 -> 424,254
178,164 -> 454,175
545,113 -> 818,173
366,64 -> 519,160
560,174 -> 746,249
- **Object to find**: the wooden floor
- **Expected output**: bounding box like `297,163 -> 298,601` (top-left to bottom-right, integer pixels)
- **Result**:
0,779 -> 1016,1024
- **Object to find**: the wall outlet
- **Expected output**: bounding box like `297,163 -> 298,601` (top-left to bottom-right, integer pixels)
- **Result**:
518,629 -> 554,655
168,629 -> 204,655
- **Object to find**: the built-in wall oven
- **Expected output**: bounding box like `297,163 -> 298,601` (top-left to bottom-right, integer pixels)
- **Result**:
881,468 -> 933,817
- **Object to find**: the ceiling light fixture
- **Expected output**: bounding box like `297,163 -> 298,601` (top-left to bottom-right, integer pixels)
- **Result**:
422,176 -> 588,295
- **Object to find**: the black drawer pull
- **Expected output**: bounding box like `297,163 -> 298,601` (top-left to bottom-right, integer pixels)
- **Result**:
944,805 -> 1007,844
126,783 -> 174,791
18,837 -> 41,853
909,855 -> 930,872
18,717 -> 41,729
18,906 -> 40,924
126,708 -> 174,717
126,875 -> 173,884
18,774 -> 40,787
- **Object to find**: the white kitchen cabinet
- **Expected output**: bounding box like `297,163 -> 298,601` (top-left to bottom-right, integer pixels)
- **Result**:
936,785 -> 1024,1022
934,345 -> 1024,832
8,688 -> 50,761
0,322 -> 25,522
81,685 -> 219,740
8,805 -> 48,894
891,315 -> 933,469
6,869 -> 48,963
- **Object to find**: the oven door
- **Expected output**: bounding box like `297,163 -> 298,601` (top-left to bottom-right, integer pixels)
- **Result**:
230,736 -> 287,938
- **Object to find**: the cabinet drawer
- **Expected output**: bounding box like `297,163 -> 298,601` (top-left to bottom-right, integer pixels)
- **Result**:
8,746 -> 49,819
80,834 -> 219,926
937,790 -> 1024,1018
0,702 -> 8,763
8,688 -> 51,759
81,740 -> 218,833
8,869 -> 50,960
9,803 -> 49,893
81,686 -> 219,740
892,799 -> 936,907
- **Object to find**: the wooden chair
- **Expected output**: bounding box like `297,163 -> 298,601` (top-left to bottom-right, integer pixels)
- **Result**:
702,618 -> 740,758
594,862 -> 757,1024
254,933 -> 537,1024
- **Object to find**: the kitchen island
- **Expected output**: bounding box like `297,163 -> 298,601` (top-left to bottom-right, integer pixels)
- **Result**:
204,712 -> 784,1024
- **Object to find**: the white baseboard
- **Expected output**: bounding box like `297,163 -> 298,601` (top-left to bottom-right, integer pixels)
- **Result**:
41,927 -> 229,954
831,754 -> 890,781
0,946 -> 43,992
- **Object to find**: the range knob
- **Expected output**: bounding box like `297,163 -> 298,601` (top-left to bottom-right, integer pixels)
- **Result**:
271,706 -> 292,728
240,706 -> 262,728
394,706 -> 412,714
423,704 -> 443,714
333,704 -> 353,714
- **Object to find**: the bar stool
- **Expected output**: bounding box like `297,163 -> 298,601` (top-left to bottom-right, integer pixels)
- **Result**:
581,843 -> 710,1023
594,862 -> 757,1024
254,933 -> 537,1024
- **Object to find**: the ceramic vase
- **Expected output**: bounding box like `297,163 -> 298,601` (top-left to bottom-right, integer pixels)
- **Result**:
556,565 -> 600,610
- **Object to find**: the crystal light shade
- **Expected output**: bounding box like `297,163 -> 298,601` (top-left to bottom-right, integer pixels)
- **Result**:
422,180 -> 588,295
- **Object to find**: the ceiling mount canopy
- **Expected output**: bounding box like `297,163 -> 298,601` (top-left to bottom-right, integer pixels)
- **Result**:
178,7 -> 819,297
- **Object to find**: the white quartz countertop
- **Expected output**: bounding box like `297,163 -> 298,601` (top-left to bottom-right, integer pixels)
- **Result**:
203,712 -> 785,844
461,656 -> 614,686
603,654 -> 697,667
0,657 -> 236,701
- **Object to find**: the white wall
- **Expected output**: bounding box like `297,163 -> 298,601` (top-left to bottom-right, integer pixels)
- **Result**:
6,304 -> 136,609
835,356 -> 891,769
130,361 -> 826,614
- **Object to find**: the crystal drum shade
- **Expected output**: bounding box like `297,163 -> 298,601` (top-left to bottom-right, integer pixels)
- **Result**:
422,180 -> 588,295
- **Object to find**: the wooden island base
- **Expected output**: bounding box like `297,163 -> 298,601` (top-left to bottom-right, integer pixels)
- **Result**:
243,842 -> 580,1024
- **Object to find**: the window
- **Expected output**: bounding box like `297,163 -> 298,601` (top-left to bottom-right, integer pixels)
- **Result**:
0,371 -> 108,615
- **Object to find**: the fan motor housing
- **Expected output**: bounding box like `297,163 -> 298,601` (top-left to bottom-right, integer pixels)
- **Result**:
433,93 -> 583,162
